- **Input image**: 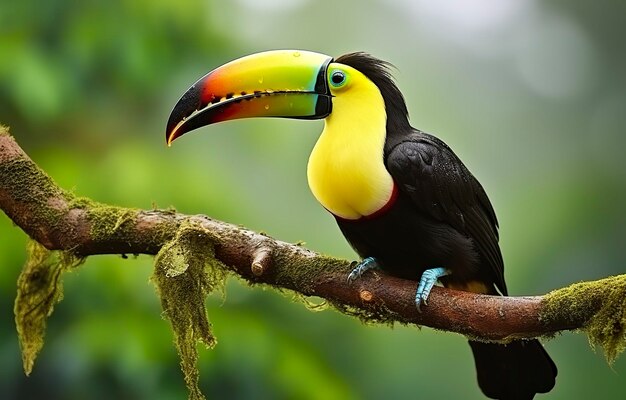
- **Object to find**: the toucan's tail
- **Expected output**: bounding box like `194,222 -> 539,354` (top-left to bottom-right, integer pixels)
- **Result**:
469,339 -> 557,400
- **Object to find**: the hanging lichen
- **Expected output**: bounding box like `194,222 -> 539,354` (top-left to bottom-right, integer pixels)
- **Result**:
14,240 -> 84,375
152,220 -> 228,400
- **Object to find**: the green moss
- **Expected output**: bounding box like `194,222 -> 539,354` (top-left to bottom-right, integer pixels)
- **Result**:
0,136 -> 67,206
542,275 -> 626,364
0,125 -> 9,136
272,252 -> 347,294
70,196 -> 137,238
0,158 -> 70,222
14,241 -> 84,375
152,220 -> 228,400
68,197 -> 177,250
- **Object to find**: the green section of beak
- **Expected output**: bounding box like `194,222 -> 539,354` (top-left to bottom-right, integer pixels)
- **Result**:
166,50 -> 333,145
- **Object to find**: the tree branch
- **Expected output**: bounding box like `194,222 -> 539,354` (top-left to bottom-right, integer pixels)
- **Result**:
1,125 -> 624,346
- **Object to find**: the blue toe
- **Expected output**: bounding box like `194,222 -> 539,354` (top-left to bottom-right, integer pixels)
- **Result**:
347,256 -> 379,283
415,267 -> 449,311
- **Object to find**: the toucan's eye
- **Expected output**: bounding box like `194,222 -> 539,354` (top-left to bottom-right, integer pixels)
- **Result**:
330,70 -> 347,88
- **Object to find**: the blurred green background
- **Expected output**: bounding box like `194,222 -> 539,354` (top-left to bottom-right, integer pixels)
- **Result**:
1,0 -> 626,399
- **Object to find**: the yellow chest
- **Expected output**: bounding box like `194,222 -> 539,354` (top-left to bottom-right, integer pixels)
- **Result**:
306,108 -> 394,220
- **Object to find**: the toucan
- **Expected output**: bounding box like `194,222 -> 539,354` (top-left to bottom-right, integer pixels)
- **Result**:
165,50 -> 557,399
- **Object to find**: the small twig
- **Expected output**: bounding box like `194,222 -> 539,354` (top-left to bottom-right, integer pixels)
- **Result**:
251,245 -> 273,276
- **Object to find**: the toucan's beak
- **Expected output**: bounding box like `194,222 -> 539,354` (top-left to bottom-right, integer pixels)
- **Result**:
166,50 -> 333,145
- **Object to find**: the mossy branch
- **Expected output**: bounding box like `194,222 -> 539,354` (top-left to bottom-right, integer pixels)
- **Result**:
1,126 -> 625,397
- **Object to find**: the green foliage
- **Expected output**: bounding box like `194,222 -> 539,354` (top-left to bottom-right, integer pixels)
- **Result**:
0,0 -> 228,127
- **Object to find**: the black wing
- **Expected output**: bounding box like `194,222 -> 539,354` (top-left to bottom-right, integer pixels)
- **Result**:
385,131 -> 506,294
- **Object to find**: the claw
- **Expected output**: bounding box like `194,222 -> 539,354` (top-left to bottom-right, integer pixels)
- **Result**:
415,267 -> 449,312
347,256 -> 379,283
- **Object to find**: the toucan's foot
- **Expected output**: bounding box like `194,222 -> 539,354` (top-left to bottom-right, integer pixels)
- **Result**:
347,257 -> 379,283
415,267 -> 450,312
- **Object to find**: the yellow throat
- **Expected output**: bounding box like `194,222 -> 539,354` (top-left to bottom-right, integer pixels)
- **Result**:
307,64 -> 394,220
